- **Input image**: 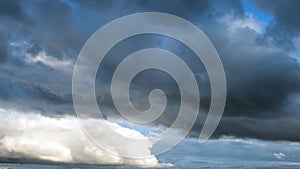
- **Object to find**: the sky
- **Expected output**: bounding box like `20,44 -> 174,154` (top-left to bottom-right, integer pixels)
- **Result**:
0,0 -> 300,168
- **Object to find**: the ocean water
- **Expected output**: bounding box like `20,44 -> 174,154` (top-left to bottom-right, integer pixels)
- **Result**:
1,161 -> 300,169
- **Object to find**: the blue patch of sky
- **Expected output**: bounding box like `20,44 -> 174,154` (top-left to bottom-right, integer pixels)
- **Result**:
242,0 -> 272,24
242,0 -> 273,33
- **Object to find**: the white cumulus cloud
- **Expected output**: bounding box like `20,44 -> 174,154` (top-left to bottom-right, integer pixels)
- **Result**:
0,108 -> 172,167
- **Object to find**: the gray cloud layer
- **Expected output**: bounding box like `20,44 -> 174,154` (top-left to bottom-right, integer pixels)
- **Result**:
0,0 -> 300,141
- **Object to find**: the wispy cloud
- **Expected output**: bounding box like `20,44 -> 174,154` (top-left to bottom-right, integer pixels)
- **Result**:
25,52 -> 74,74
273,152 -> 286,160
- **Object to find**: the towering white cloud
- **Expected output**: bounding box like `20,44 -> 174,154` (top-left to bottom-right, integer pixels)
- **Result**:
0,108 -> 172,167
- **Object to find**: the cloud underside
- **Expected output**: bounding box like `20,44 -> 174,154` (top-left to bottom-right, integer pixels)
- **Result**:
0,0 -> 299,145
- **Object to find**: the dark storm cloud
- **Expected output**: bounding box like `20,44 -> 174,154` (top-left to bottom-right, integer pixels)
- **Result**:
0,0 -> 81,115
252,0 -> 300,30
0,0 -> 299,141
0,0 -> 31,63
0,0 -> 26,64
215,116 -> 300,141
0,75 -> 73,116
23,0 -> 87,59
189,15 -> 300,141
184,17 -> 300,141
252,0 -> 300,51
0,33 -> 8,63
0,0 -> 25,20
216,31 -> 300,118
